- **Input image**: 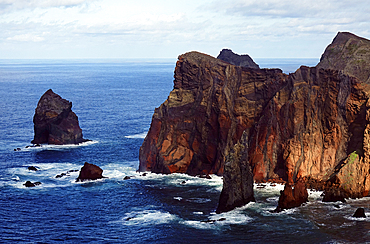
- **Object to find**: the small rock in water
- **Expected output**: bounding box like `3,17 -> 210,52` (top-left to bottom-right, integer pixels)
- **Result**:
14,148 -> 21,151
28,166 -> 38,171
197,174 -> 212,179
76,162 -> 105,182
141,173 -> 147,177
56,172 -> 68,178
24,181 -> 41,187
353,208 -> 366,218
123,176 -> 131,180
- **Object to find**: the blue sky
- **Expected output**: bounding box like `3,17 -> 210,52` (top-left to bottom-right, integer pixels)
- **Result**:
0,0 -> 369,59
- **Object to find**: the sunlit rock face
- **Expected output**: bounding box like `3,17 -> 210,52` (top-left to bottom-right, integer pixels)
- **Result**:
317,32 -> 370,83
139,52 -> 286,175
140,32 -> 370,212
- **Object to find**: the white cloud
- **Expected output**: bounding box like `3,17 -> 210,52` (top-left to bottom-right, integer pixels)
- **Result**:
0,0 -> 89,11
0,0 -> 369,58
6,33 -> 45,42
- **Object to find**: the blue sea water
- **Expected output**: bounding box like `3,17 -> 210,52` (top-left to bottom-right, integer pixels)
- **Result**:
1,58 -> 370,243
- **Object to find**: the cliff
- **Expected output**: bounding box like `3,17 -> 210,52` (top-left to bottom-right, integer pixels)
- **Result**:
139,32 -> 370,213
221,32 -> 370,211
139,52 -> 286,175
31,89 -> 88,145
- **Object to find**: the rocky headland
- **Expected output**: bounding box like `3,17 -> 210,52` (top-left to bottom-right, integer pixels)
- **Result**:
139,32 -> 370,213
139,52 -> 285,175
31,89 -> 88,145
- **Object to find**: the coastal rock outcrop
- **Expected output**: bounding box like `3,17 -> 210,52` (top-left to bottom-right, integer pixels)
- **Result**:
31,89 -> 88,145
76,162 -> 105,182
217,49 -> 260,69
139,32 -> 370,212
275,179 -> 308,212
139,52 -> 286,175
216,131 -> 255,213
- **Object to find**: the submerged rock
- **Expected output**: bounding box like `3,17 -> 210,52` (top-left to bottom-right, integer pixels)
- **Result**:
76,162 -> 105,182
31,89 -> 88,145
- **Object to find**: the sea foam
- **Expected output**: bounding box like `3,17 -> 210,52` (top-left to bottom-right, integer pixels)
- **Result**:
124,132 -> 147,139
20,140 -> 98,151
119,210 -> 177,226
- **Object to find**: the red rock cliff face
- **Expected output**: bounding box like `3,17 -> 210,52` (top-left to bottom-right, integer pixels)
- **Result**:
249,66 -> 369,184
220,32 -> 370,212
139,52 -> 287,175
140,32 -> 370,213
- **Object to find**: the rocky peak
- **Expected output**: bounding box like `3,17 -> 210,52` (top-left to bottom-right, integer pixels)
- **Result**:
217,49 -> 260,69
317,32 -> 370,83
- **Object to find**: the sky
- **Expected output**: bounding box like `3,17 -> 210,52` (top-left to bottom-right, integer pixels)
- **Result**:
0,0 -> 369,59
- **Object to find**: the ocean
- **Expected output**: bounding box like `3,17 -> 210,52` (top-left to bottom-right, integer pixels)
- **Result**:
1,57 -> 370,243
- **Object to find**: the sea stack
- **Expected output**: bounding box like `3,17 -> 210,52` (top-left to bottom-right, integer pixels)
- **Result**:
217,49 -> 260,69
31,89 -> 88,145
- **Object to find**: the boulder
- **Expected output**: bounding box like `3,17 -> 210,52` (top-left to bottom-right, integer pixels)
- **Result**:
31,89 -> 88,145
217,49 -> 260,69
76,162 -> 105,182
353,208 -> 366,218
